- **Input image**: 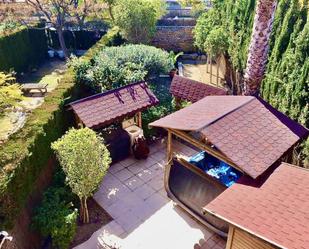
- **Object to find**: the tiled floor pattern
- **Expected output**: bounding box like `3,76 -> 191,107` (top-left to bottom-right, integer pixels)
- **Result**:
74,139 -> 226,249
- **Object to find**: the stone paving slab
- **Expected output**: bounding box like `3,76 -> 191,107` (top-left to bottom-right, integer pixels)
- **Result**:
74,139 -> 226,249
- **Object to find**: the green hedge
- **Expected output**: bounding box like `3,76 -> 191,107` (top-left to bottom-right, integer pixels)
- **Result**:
47,30 -> 106,50
0,28 -> 120,229
0,27 -> 47,73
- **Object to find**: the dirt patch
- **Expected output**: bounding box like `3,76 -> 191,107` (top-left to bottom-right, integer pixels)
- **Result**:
70,198 -> 112,248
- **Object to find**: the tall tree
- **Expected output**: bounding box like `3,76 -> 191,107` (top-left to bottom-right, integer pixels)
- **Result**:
27,0 -> 104,58
1,0 -> 104,58
112,0 -> 166,44
243,0 -> 277,96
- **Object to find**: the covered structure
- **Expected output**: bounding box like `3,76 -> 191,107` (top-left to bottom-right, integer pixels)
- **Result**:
149,95 -> 308,236
170,75 -> 227,104
204,163 -> 309,249
68,82 -> 159,162
69,81 -> 159,129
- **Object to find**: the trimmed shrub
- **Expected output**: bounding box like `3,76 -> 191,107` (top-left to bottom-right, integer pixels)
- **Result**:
71,44 -> 174,91
0,28 -> 121,229
0,27 -> 47,73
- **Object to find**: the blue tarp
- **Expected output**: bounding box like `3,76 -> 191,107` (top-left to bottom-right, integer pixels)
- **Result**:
188,151 -> 241,187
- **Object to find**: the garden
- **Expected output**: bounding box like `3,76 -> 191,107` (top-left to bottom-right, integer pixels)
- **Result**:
0,1 -> 181,248
0,0 -> 309,249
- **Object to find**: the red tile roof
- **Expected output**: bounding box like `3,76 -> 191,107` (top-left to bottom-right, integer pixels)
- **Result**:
150,96 -> 252,131
69,82 -> 159,129
204,163 -> 309,249
150,96 -> 308,178
170,75 -> 227,102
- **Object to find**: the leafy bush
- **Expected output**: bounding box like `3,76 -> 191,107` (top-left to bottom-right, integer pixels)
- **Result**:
32,185 -> 78,249
0,29 -> 120,230
113,0 -> 166,44
142,78 -> 175,139
0,21 -> 21,35
0,72 -> 23,116
71,44 -> 174,91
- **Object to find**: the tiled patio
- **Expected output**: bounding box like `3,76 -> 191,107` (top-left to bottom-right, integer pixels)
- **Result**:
74,140 -> 226,249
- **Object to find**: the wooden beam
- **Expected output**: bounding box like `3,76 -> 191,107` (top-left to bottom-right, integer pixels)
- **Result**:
167,130 -> 173,161
137,112 -> 142,128
226,226 -> 235,249
175,97 -> 181,110
74,112 -> 84,128
169,129 -> 244,174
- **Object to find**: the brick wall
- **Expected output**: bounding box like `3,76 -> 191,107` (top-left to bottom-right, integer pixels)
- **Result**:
152,26 -> 196,53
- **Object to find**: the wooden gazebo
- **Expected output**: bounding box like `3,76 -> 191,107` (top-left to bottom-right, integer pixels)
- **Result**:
68,82 -> 159,129
68,81 -> 159,162
150,95 -> 308,236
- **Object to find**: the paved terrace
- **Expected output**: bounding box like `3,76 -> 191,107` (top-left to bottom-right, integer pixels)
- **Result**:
74,140 -> 226,249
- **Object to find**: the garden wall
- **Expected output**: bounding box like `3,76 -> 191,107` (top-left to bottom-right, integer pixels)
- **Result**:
0,28 -> 120,249
0,27 -> 47,73
152,25 -> 196,52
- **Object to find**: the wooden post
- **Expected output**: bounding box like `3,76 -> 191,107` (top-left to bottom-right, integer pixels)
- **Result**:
137,112 -> 142,128
216,57 -> 220,87
175,97 -> 181,110
167,129 -> 172,162
74,113 -> 84,128
226,226 -> 235,249
210,53 -> 213,84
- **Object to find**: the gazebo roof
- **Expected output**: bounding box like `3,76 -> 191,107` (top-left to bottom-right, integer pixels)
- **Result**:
204,163 -> 309,249
69,82 -> 159,129
170,75 -> 227,103
150,96 -> 308,178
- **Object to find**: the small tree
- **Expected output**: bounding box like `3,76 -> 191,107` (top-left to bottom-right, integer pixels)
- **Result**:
204,27 -> 229,86
51,128 -> 111,223
112,0 -> 166,44
0,72 -> 23,117
178,0 -> 206,17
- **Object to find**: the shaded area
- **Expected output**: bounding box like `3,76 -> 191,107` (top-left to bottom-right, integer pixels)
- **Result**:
70,198 -> 112,249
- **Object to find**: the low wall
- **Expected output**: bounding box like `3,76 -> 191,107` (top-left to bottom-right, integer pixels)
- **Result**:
152,26 -> 196,53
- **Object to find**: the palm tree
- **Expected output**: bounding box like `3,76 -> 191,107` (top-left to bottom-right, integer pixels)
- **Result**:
243,0 -> 277,96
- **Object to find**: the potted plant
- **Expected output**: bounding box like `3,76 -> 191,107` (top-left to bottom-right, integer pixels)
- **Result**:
169,51 -> 184,79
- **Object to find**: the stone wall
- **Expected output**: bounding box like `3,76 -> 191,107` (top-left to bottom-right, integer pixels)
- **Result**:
152,26 -> 196,53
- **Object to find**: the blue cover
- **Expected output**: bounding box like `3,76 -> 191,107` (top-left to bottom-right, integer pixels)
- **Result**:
189,151 -> 241,187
